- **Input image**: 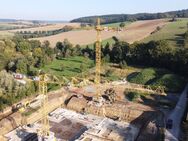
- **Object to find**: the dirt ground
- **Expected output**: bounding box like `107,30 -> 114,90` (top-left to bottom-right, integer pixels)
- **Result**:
31,19 -> 168,47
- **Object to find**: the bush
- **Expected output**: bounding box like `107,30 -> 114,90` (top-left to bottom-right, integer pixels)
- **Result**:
128,68 -> 156,85
119,60 -> 127,69
105,69 -> 113,77
151,74 -> 186,92
127,68 -> 186,92
126,92 -> 140,101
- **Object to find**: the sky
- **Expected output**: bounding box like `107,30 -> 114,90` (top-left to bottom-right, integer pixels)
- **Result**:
0,0 -> 188,21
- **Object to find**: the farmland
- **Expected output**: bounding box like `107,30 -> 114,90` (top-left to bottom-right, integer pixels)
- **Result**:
143,18 -> 188,47
31,19 -> 168,47
9,23 -> 80,33
103,21 -> 132,27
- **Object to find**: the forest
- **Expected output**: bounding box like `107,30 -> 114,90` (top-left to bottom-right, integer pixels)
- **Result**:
71,9 -> 188,24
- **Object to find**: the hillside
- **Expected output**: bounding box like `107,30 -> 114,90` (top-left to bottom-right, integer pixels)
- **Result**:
71,9 -> 188,24
142,18 -> 188,47
32,19 -> 167,47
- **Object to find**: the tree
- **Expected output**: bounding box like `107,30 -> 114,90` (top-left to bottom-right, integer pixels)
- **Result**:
33,48 -> 43,58
16,58 -> 28,74
79,63 -> 85,73
111,45 -> 123,63
0,41 -> 5,52
105,69 -> 113,77
17,41 -> 31,54
60,63 -> 64,71
29,40 -> 41,49
102,54 -> 110,65
56,42 -> 63,49
75,44 -> 82,56
119,22 -> 125,28
43,40 -> 50,48
80,23 -> 87,28
103,42 -> 111,56
119,60 -> 127,69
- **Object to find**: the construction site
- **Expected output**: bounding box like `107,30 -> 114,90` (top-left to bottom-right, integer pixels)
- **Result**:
0,18 -> 166,141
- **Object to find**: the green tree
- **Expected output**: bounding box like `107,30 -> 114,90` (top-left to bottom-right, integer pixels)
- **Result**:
103,42 -> 111,56
119,22 -> 125,28
16,59 -> 28,74
105,69 -> 113,77
43,40 -> 50,48
29,40 -> 41,49
111,45 -> 123,63
60,63 -> 64,71
119,60 -> 127,69
79,63 -> 85,73
62,39 -> 73,57
33,48 -> 43,58
17,41 -> 31,54
75,44 -> 82,56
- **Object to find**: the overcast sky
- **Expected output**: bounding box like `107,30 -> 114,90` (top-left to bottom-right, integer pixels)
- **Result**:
0,0 -> 188,21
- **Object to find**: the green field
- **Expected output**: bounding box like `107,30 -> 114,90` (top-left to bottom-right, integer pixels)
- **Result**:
82,38 -> 116,49
127,68 -> 186,93
103,21 -> 132,28
42,56 -> 93,78
143,18 -> 188,47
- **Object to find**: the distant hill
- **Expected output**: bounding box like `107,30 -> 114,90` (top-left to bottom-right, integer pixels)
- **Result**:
71,9 -> 188,24
0,19 -> 17,23
0,19 -> 68,24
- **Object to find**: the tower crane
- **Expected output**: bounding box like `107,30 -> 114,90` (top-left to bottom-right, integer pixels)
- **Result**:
21,73 -> 64,141
95,18 -> 104,100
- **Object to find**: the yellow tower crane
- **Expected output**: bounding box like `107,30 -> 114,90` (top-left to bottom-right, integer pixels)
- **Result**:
38,74 -> 63,141
95,18 -> 104,99
38,74 -> 49,139
22,74 -> 63,141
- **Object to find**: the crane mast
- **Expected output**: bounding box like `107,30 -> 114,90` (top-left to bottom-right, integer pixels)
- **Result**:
95,18 -> 103,99
38,74 -> 50,139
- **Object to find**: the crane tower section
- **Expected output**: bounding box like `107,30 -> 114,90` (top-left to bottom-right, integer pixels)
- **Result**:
95,18 -> 103,98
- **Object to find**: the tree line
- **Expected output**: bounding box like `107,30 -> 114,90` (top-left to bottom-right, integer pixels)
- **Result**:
71,9 -> 188,24
16,25 -> 73,39
80,39 -> 188,76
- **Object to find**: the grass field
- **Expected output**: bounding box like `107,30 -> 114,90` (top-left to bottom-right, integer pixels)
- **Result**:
42,56 -> 93,78
127,68 -> 187,93
81,37 -> 116,48
143,18 -> 188,47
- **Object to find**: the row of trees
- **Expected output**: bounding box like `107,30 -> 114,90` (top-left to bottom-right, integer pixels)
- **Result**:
17,25 -> 73,39
55,39 -> 82,58
80,39 -> 188,76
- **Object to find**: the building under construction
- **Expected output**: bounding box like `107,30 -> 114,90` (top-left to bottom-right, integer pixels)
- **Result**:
1,18 -> 165,141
